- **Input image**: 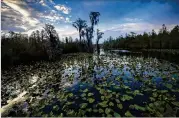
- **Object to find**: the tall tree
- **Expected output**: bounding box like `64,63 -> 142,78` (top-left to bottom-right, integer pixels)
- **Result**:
90,12 -> 100,33
89,12 -> 100,42
43,24 -> 61,60
72,18 -> 87,42
85,26 -> 93,52
96,29 -> 104,55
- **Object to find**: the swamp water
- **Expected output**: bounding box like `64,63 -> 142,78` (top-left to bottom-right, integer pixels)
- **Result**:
1,51 -> 179,117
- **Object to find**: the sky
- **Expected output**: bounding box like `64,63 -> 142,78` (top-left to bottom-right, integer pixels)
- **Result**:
1,0 -> 179,43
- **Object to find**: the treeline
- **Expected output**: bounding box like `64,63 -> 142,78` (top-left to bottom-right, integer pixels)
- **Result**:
2,24 -> 62,68
1,24 -> 90,68
1,11 -> 104,68
103,24 -> 179,50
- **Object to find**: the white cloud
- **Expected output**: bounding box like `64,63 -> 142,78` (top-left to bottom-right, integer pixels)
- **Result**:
55,26 -> 78,39
37,10 -> 71,23
49,0 -> 55,5
54,4 -> 71,14
1,0 -> 72,35
39,0 -> 48,6
2,0 -> 40,28
124,18 -> 143,22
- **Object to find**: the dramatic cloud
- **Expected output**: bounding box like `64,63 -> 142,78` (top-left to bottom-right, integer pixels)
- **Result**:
1,0 -> 72,35
2,0 -> 40,31
1,0 -> 179,43
54,4 -> 71,14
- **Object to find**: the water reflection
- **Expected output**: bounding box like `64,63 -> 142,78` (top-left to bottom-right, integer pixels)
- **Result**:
1,51 -> 179,117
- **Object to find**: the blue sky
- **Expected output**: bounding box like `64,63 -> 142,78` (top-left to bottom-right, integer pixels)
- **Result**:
2,0 -> 179,43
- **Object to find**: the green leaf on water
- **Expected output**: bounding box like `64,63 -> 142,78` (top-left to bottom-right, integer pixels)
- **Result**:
109,102 -> 114,106
165,83 -> 172,89
88,93 -> 94,97
58,113 -> 63,117
53,105 -> 59,111
99,108 -> 104,113
101,96 -> 105,100
117,103 -> 123,109
105,108 -> 111,115
83,88 -> 88,92
160,90 -> 168,93
86,108 -> 92,112
121,95 -> 133,101
171,101 -> 179,107
67,109 -> 75,116
99,89 -> 105,94
80,103 -> 88,109
125,111 -> 133,117
81,93 -> 86,97
68,93 -> 74,98
66,101 -> 74,105
93,109 -> 98,113
152,92 -> 158,98
115,99 -> 120,103
88,98 -> 95,103
129,104 -> 146,111
149,97 -> 155,102
99,101 -> 108,107
114,112 -> 121,117
106,93 -> 113,99
133,90 -> 143,96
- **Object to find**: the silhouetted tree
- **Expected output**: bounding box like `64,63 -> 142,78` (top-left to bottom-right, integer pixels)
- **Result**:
43,24 -> 61,60
85,26 -> 93,52
72,18 -> 87,42
90,12 -> 100,34
96,29 -> 104,54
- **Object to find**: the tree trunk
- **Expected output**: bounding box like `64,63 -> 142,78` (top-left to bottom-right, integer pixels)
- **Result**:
96,40 -> 100,55
79,31 -> 81,42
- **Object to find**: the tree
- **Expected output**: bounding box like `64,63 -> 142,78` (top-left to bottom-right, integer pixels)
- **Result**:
89,12 -> 100,42
72,18 -> 87,42
43,24 -> 61,60
96,29 -> 104,55
85,26 -> 93,52
90,12 -> 100,33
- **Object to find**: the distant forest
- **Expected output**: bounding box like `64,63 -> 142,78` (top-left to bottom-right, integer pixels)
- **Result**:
103,24 -> 179,50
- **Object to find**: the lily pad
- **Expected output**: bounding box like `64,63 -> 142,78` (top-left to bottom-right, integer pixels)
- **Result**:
109,102 -> 114,106
88,98 -> 95,103
80,103 -> 88,109
129,104 -> 146,111
125,110 -> 133,117
88,93 -> 94,97
121,95 -> 133,101
171,101 -> 179,107
117,103 -> 123,109
114,112 -> 121,117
